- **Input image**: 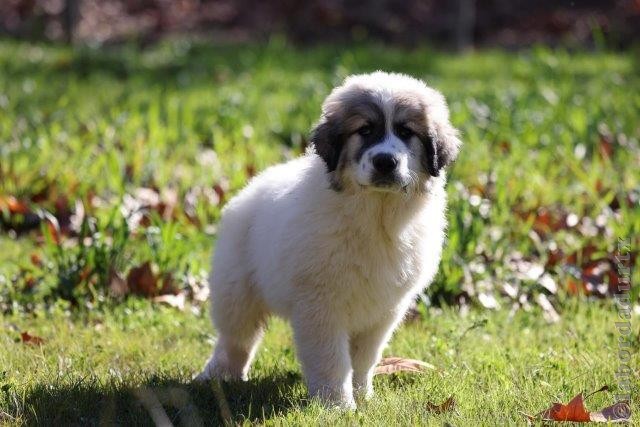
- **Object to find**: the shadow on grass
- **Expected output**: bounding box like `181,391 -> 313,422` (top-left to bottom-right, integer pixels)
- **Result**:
14,371 -> 303,426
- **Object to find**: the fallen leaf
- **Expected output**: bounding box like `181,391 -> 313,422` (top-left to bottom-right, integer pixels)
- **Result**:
536,293 -> 560,323
160,272 -> 179,295
426,396 -> 456,414
20,331 -> 45,345
375,357 -> 436,375
213,183 -> 226,204
533,386 -> 630,423
527,207 -> 567,235
598,134 -> 614,159
127,261 -> 158,297
566,276 -> 585,296
498,140 -> 511,153
0,196 -> 30,215
538,393 -> 590,422
539,274 -> 557,294
478,292 -> 499,309
24,274 -> 36,290
159,187 -> 178,220
44,217 -> 61,244
133,187 -> 160,208
108,268 -> 128,297
153,292 -> 186,310
30,253 -> 42,267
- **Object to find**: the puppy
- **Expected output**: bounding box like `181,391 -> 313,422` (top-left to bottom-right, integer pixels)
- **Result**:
196,71 -> 461,409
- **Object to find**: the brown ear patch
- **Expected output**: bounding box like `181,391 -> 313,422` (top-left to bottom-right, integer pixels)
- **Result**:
432,122 -> 462,175
310,117 -> 342,172
422,130 -> 440,177
393,93 -> 461,177
421,124 -> 461,177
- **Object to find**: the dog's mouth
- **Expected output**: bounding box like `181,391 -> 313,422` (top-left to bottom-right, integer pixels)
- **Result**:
369,174 -> 410,192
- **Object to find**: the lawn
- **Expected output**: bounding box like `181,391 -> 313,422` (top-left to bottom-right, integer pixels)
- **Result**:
1,301 -> 633,425
0,39 -> 638,424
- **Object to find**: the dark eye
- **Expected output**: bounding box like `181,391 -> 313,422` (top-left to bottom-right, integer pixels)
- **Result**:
357,125 -> 372,136
397,125 -> 413,139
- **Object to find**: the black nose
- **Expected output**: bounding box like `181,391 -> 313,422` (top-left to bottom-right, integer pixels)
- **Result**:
372,153 -> 399,174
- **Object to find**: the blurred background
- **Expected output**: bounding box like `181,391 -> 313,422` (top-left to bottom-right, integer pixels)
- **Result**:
0,0 -> 638,311
1,0 -> 639,48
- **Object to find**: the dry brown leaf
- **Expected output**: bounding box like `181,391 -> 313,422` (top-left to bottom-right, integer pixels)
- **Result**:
532,386 -> 630,423
213,183 -> 226,205
598,134 -> 614,159
30,253 -> 42,267
374,357 -> 436,375
108,268 -> 128,297
20,331 -> 45,345
0,196 -> 30,215
160,272 -> 179,295
538,393 -> 591,422
426,396 -> 456,414
127,261 -> 158,297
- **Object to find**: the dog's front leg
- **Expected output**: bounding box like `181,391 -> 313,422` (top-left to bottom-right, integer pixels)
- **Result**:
291,311 -> 355,409
350,316 -> 399,401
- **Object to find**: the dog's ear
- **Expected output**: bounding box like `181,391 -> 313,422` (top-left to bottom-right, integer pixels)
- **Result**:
310,115 -> 343,173
422,120 -> 462,177
417,87 -> 462,177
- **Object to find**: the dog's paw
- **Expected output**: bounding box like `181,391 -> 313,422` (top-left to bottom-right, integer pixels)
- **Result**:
193,360 -> 248,383
337,398 -> 357,411
354,385 -> 374,403
309,386 -> 357,411
192,369 -> 214,383
312,395 -> 357,411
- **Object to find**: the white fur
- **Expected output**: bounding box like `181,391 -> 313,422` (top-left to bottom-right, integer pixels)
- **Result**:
196,72 -> 455,409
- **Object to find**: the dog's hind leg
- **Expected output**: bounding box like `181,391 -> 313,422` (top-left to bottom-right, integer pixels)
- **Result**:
195,281 -> 267,382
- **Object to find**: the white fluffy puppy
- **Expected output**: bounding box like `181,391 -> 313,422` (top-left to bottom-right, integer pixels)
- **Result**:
196,71 -> 461,409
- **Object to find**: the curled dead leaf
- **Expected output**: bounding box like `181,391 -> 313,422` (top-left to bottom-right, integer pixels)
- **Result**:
127,261 -> 158,297
426,396 -> 456,414
532,386 -> 630,423
30,253 -> 42,267
375,357 -> 436,375
160,272 -> 179,295
20,331 -> 45,345
0,196 -> 30,215
125,262 -> 179,298
213,183 -> 226,205
538,393 -> 591,422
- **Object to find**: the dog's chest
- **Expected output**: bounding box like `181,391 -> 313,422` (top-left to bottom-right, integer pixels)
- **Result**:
308,223 -> 428,330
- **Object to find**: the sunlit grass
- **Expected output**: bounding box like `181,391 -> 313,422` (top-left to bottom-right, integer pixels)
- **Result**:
1,301 -> 636,425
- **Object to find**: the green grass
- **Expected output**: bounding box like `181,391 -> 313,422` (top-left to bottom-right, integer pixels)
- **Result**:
1,301 -> 637,425
1,40 -> 638,303
0,39 -> 639,424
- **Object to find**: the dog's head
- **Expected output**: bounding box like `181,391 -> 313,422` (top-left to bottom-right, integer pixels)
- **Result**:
310,72 -> 461,192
